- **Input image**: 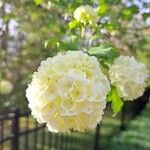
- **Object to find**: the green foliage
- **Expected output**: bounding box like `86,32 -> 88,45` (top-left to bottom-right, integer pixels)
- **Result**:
97,1 -> 108,16
110,104 -> 150,150
69,20 -> 80,29
122,6 -> 139,20
143,13 -> 150,20
107,86 -> 123,113
34,0 -> 43,5
88,45 -> 119,66
57,35 -> 81,51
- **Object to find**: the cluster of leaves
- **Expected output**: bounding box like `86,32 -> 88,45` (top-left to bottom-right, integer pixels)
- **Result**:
88,45 -> 123,113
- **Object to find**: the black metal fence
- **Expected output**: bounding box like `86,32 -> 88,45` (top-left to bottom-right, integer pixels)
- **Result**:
0,109 -> 95,150
0,88 -> 149,150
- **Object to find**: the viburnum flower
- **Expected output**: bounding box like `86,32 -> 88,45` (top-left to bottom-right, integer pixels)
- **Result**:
74,5 -> 98,25
0,80 -> 13,95
26,51 -> 110,132
109,55 -> 148,101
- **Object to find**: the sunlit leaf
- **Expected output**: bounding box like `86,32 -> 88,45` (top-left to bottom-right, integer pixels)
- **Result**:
106,22 -> 116,30
88,45 -> 119,66
107,86 -> 123,113
69,20 -> 80,29
97,3 -> 108,15
34,0 -> 43,5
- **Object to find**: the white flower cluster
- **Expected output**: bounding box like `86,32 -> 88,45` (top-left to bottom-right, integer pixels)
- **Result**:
74,5 -> 98,25
109,56 -> 148,100
0,80 -> 13,95
26,51 -> 110,132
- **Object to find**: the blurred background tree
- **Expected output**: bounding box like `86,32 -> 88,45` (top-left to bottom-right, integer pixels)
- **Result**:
0,0 -> 149,112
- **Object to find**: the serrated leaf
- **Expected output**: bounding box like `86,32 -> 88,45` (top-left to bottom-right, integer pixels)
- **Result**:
34,0 -> 43,5
88,45 -> 119,65
107,86 -> 123,113
69,20 -> 79,29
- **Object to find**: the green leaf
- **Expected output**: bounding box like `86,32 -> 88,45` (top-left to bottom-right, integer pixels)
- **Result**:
88,45 -> 119,66
97,3 -> 108,16
107,86 -> 123,113
58,35 -> 80,51
34,0 -> 43,5
143,13 -> 150,20
122,5 -> 139,20
69,20 -> 80,29
106,22 -> 116,31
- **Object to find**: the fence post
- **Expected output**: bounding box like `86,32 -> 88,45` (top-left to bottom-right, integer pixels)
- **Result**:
94,124 -> 100,150
12,108 -> 19,150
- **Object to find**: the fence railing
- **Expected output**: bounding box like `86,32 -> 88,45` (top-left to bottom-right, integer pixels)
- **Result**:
0,109 -> 46,150
0,109 -> 95,150
0,88 -> 149,150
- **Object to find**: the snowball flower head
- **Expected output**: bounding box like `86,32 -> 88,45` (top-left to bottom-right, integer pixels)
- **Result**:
0,80 -> 13,95
74,5 -> 98,25
109,55 -> 148,100
26,51 -> 110,132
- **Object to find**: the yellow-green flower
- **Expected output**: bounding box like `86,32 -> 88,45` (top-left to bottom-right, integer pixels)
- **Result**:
74,5 -> 98,25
